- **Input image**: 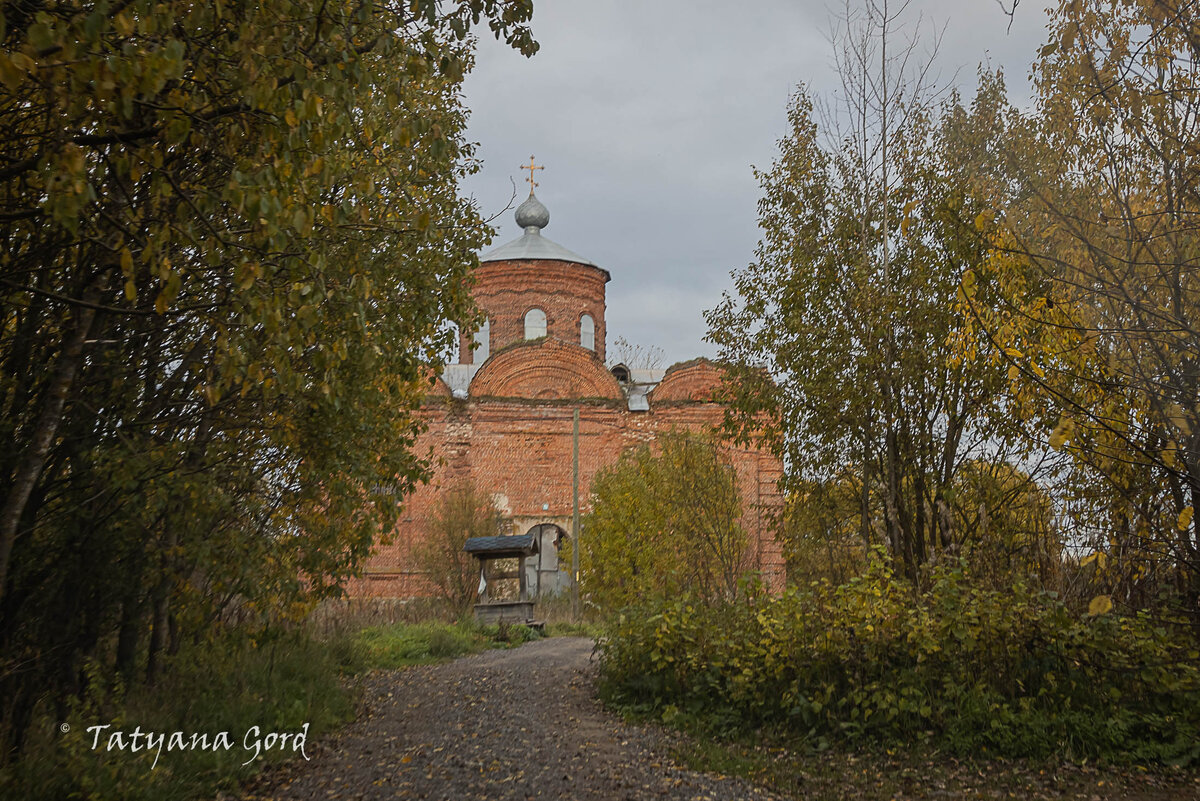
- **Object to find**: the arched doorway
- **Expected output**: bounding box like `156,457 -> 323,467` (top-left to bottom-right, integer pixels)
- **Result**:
524,523 -> 568,597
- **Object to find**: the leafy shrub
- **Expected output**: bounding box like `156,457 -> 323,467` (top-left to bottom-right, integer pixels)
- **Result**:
598,554 -> 1200,764
478,621 -> 543,645
581,430 -> 748,611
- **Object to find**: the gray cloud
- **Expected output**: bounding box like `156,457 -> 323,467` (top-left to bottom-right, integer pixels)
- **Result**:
460,1 -> 1055,367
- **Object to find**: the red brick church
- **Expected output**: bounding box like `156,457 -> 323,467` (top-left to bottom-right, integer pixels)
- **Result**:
349,171 -> 784,599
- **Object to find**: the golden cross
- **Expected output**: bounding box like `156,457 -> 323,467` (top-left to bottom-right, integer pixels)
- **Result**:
521,155 -> 543,191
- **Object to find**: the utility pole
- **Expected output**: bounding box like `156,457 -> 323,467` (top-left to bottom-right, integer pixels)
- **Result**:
571,408 -> 580,621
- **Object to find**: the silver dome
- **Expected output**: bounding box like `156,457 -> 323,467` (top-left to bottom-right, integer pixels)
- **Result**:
514,192 -> 550,231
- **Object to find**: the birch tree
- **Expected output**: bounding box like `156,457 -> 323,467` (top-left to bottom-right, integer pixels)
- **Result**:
966,0 -> 1200,620
708,4 -> 1038,581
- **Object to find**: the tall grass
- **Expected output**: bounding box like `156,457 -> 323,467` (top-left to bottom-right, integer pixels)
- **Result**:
0,630 -> 361,801
352,619 -> 541,668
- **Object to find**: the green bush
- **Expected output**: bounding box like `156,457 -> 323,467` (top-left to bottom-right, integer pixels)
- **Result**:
485,621 -> 543,645
598,555 -> 1200,764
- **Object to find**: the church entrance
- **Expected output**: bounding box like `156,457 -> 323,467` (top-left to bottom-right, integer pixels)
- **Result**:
524,523 -> 569,597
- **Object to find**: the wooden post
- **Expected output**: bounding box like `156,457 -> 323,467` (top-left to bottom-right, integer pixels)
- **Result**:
571,408 -> 580,621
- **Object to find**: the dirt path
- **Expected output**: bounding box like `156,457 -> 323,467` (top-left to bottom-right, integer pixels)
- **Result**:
246,637 -> 781,800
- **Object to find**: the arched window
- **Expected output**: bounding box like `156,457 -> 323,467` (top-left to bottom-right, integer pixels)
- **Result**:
524,308 -> 547,339
580,313 -> 595,351
473,318 -> 490,363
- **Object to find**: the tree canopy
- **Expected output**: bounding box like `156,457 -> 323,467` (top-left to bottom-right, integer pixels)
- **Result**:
710,0 -> 1200,627
961,0 -> 1200,615
707,63 -> 1032,581
0,0 -> 535,755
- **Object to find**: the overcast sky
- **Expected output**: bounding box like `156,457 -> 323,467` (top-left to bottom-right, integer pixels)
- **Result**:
458,0 -> 1056,368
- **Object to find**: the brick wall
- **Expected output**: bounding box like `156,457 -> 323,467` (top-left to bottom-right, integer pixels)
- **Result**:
351,366 -> 786,599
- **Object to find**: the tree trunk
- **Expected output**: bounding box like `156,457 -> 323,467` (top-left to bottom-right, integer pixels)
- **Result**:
860,459 -> 873,546
145,526 -> 178,684
0,294 -> 98,601
116,557 -> 147,680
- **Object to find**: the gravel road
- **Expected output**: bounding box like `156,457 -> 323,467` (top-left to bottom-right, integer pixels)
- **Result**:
247,636 -> 782,800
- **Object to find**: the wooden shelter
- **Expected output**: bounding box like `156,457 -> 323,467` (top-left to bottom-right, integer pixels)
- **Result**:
463,533 -> 539,624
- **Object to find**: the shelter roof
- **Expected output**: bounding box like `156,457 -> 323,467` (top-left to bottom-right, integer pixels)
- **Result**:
463,534 -> 539,558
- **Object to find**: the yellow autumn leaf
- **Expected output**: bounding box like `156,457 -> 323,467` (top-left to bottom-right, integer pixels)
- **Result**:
1048,418 -> 1073,449
1166,403 -> 1192,435
1087,595 -> 1113,616
1178,506 -> 1193,531
8,52 -> 36,73
114,12 -> 135,38
1161,446 -> 1181,469
0,55 -> 22,90
960,270 -> 977,300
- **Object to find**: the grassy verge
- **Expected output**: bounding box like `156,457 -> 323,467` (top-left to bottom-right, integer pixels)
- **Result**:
1,630 -> 360,801
351,618 -> 542,668
544,620 -> 603,639
665,727 -> 1200,801
0,618 -> 552,801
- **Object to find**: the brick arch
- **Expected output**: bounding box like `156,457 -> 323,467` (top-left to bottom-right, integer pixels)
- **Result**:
648,358 -> 726,404
469,337 -> 623,400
